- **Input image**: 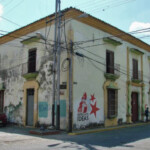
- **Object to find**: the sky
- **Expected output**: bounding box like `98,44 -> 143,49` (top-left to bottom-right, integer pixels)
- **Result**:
0,0 -> 150,44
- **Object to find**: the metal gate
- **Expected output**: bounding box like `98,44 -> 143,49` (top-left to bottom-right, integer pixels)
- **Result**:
26,89 -> 34,126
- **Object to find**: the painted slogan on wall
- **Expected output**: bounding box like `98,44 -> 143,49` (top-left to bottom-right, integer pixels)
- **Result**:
77,92 -> 100,122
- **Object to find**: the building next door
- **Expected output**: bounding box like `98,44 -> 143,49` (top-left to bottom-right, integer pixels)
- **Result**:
26,89 -> 34,126
131,92 -> 138,122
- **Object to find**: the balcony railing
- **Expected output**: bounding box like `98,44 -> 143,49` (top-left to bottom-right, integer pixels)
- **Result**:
132,71 -> 142,83
22,62 -> 28,75
21,62 -> 38,80
104,64 -> 120,80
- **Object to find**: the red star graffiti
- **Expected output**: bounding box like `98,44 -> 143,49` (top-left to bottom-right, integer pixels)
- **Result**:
82,92 -> 87,100
90,94 -> 96,101
90,102 -> 100,117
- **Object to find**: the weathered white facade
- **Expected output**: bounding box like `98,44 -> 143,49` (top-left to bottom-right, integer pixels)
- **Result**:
0,8 -> 150,130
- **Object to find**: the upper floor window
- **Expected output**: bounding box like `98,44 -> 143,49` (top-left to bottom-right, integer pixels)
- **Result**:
132,59 -> 138,80
106,50 -> 114,74
28,48 -> 36,73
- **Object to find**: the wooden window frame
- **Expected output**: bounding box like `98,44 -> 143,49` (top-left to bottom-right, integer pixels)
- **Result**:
106,50 -> 114,74
28,48 -> 37,73
0,90 -> 4,113
132,59 -> 138,80
107,89 -> 118,118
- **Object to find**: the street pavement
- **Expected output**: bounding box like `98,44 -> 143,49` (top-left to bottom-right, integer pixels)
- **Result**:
0,124 -> 150,150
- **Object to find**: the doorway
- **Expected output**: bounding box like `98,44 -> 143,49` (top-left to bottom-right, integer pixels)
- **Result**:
131,92 -> 138,122
0,90 -> 4,113
26,89 -> 34,126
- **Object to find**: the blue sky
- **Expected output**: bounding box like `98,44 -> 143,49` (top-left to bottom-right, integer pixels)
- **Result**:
0,0 -> 150,44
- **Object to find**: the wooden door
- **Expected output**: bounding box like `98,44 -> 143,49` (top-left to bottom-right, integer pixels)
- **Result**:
0,91 -> 4,113
131,92 -> 138,122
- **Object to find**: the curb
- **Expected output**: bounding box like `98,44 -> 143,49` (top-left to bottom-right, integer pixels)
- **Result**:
68,122 -> 150,135
30,130 -> 61,136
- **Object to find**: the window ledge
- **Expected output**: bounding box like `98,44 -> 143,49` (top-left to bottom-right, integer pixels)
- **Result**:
108,115 -> 117,119
131,79 -> 142,84
104,73 -> 120,81
103,37 -> 122,46
22,72 -> 38,80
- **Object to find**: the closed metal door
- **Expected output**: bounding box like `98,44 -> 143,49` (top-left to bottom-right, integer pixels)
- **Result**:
26,89 -> 34,126
131,92 -> 138,122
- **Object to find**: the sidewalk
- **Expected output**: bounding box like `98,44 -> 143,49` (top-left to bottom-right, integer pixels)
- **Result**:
68,122 -> 150,135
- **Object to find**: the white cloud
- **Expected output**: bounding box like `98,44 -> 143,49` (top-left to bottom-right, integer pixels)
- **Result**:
0,4 -> 3,21
129,21 -> 150,36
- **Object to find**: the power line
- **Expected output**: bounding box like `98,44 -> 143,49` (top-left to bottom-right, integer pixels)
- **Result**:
3,0 -> 14,8
74,51 -> 150,84
75,43 -> 150,80
0,32 -> 55,47
73,27 -> 150,45
85,0 -> 135,14
0,16 -> 21,27
4,0 -> 25,15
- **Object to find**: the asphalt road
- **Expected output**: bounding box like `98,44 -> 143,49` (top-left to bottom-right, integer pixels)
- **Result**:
0,124 -> 150,150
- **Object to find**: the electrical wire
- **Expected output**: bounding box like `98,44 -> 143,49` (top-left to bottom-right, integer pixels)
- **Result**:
4,0 -> 25,15
75,43 -> 150,80
3,0 -> 14,8
73,27 -> 150,45
0,16 -> 21,27
74,51 -> 150,84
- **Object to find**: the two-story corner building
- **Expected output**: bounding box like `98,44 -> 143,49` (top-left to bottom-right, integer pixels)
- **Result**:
0,7 -> 150,130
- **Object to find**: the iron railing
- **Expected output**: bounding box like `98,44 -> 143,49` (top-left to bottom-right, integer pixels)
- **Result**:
106,63 -> 120,76
21,62 -> 37,75
132,70 -> 142,80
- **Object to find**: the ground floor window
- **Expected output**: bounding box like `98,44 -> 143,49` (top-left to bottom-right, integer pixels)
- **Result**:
0,90 -> 4,113
107,89 -> 118,118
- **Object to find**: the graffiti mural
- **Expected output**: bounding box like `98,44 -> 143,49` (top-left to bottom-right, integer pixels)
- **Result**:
77,93 -> 88,121
77,92 -> 100,123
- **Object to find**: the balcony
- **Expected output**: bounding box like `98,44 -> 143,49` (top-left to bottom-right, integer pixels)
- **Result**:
104,64 -> 120,81
21,62 -> 38,80
131,71 -> 142,83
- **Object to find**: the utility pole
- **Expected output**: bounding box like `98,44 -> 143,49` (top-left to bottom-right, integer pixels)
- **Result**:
68,41 -> 73,132
52,0 -> 58,127
56,0 -> 61,130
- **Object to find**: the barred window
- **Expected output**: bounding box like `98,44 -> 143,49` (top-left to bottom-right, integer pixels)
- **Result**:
107,89 -> 118,118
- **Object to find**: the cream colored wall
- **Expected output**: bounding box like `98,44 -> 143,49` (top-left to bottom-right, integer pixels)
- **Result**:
70,20 -> 127,128
0,21 -> 70,129
0,40 -> 25,124
0,25 -> 55,126
0,17 -> 150,129
70,19 -> 150,128
143,54 -> 150,108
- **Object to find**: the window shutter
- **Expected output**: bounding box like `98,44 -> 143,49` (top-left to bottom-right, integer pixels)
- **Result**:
132,59 -> 138,79
106,50 -> 114,74
108,89 -> 117,118
106,51 -> 110,73
28,49 -> 36,73
110,52 -> 114,74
